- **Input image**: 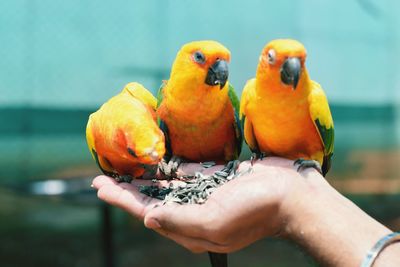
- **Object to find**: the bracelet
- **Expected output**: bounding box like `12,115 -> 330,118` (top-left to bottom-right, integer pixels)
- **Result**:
360,232 -> 400,267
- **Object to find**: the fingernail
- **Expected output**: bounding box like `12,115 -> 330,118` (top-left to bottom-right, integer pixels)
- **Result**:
145,218 -> 161,229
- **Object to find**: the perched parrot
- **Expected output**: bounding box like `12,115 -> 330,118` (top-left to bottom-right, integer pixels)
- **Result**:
86,82 -> 165,182
240,39 -> 334,176
157,40 -> 243,267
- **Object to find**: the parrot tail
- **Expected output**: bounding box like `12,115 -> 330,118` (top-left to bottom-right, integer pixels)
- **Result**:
208,252 -> 227,267
322,154 -> 332,177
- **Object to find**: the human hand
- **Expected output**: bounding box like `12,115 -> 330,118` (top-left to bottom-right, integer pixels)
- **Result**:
92,158 -> 400,267
92,157 -> 320,253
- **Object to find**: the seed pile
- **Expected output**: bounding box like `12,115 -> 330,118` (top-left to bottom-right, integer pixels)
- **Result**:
139,160 -> 248,204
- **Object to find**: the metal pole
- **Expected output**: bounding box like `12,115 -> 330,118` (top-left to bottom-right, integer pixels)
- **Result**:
101,203 -> 114,267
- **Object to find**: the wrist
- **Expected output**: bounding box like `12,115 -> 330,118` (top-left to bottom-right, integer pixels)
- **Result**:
373,241 -> 400,267
279,169 -> 393,266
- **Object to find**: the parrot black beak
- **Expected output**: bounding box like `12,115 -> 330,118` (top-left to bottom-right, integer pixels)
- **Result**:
281,57 -> 301,90
205,59 -> 229,89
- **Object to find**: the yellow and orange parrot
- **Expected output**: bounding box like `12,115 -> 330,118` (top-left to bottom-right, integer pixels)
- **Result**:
86,82 -> 165,182
156,40 -> 243,267
240,39 -> 334,175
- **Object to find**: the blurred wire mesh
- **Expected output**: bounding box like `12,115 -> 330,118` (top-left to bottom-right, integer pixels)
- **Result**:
0,0 -> 399,266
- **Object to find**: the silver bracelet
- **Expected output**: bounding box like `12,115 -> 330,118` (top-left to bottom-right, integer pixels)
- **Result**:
360,232 -> 400,267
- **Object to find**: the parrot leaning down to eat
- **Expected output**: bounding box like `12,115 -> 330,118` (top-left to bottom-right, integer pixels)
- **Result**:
86,82 -> 165,182
240,39 -> 334,176
157,40 -> 243,267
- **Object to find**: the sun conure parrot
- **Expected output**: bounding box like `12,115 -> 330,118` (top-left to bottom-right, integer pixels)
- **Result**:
156,40 -> 243,267
240,39 -> 334,176
86,82 -> 165,182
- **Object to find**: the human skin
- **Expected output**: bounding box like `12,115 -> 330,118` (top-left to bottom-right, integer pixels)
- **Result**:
92,157 -> 400,267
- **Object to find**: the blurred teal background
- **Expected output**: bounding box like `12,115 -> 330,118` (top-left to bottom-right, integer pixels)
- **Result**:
1,0 -> 399,266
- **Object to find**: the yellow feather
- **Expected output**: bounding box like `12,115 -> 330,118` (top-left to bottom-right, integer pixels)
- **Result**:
308,80 -> 334,129
123,82 -> 157,110
240,79 -> 259,152
85,114 -> 96,160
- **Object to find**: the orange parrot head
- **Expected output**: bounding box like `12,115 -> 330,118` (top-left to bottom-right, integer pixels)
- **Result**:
257,39 -> 307,90
169,40 -> 231,91
122,121 -> 166,165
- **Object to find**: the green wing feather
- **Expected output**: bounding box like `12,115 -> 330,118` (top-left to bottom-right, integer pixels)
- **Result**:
92,149 -> 118,178
228,83 -> 243,158
314,119 -> 334,176
241,115 -> 260,154
315,119 -> 334,157
309,81 -> 335,176
156,81 -> 166,109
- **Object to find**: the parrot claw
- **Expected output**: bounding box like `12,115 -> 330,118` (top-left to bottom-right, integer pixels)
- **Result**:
250,152 -> 267,166
215,160 -> 240,178
201,161 -> 217,168
158,156 -> 184,179
294,158 -> 322,175
114,175 -> 133,183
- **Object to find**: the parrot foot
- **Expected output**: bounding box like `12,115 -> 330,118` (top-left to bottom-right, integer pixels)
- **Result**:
212,160 -> 240,180
201,161 -> 217,168
250,152 -> 267,166
294,158 -> 322,175
114,174 -> 133,183
141,164 -> 159,179
158,156 -> 184,179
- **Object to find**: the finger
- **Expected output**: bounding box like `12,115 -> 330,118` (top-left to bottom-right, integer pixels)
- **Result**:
97,183 -> 161,219
143,167 -> 175,180
175,163 -> 202,176
144,200 -> 220,239
237,161 -> 251,171
92,175 -> 118,189
153,228 -> 229,254
256,157 -> 294,168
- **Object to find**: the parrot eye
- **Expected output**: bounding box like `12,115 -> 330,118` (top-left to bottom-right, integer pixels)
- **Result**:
193,51 -> 206,64
267,49 -> 276,65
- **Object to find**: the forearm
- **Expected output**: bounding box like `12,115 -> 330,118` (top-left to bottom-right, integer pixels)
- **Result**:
282,170 -> 400,267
